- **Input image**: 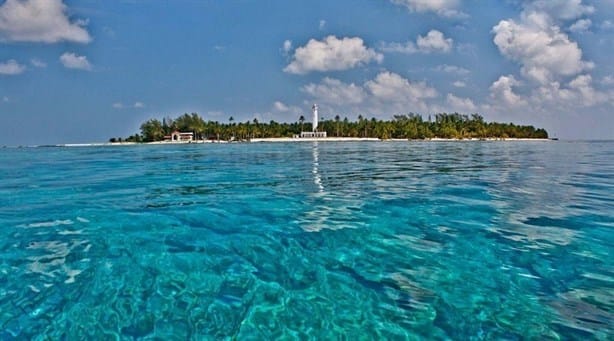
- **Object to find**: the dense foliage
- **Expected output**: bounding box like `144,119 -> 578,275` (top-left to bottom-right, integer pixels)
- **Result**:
110,112 -> 548,142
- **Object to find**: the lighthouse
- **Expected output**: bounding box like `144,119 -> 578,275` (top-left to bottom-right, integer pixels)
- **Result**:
298,103 -> 327,138
312,104 -> 318,132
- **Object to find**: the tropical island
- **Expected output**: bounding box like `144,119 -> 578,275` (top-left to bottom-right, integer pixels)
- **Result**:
109,111 -> 548,143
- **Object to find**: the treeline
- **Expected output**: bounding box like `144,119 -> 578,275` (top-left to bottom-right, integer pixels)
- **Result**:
110,112 -> 548,142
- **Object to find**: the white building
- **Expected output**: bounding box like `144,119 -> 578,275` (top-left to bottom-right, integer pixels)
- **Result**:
164,131 -> 194,142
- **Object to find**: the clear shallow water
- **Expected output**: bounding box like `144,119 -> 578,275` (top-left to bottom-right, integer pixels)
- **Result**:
1,141 -> 612,339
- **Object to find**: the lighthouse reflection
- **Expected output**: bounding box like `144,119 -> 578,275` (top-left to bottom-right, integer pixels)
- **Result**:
312,142 -> 324,193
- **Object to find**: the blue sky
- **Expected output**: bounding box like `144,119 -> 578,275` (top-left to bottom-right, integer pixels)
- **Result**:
0,0 -> 613,144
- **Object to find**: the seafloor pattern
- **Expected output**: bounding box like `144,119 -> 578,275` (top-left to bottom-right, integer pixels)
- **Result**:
1,141 -> 612,339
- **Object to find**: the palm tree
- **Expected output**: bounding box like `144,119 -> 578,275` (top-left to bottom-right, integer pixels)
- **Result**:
299,115 -> 305,133
357,114 -> 364,137
253,118 -> 259,138
335,115 -> 340,137
229,116 -> 235,140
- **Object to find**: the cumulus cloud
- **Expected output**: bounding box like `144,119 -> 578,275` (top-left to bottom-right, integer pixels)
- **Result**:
490,75 -> 526,106
523,0 -> 594,21
569,18 -> 591,33
452,81 -> 466,88
284,36 -> 383,74
302,72 -> 438,114
390,0 -> 467,18
302,77 -> 366,104
60,52 -> 91,70
493,11 -> 593,84
487,0 -> 613,120
417,30 -> 454,53
446,94 -> 476,112
0,59 -> 26,75
381,30 -> 453,54
0,0 -> 91,43
365,71 -> 437,102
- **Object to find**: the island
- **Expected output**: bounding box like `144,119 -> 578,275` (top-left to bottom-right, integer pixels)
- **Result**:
109,109 -> 548,143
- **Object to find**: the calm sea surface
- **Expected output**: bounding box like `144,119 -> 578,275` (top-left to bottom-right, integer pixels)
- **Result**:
1,141 -> 612,339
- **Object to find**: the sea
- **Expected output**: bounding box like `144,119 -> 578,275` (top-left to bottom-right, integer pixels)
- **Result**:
1,141 -> 612,339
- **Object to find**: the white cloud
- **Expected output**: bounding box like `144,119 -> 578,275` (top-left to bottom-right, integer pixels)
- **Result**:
60,52 -> 91,70
30,58 -> 47,68
446,94 -> 477,112
273,101 -> 289,112
365,71 -> 437,102
272,101 -> 302,115
0,0 -> 91,43
302,77 -> 366,104
133,102 -> 145,108
569,18 -> 591,33
489,75 -> 526,106
523,0 -> 594,21
417,30 -> 453,53
0,59 -> 25,75
381,30 -> 453,54
487,0 -> 614,123
434,64 -> 470,75
390,0 -> 467,18
567,74 -> 604,105
284,36 -> 383,74
493,11 -> 593,84
452,81 -> 466,88
301,72 -> 438,115
112,102 -> 124,109
319,20 -> 326,30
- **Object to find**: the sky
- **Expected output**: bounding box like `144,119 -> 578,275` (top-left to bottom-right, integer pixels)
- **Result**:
0,0 -> 613,145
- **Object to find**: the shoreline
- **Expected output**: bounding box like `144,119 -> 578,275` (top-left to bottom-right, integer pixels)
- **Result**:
5,137 -> 559,148
0,137 -> 564,148
76,137 -> 555,147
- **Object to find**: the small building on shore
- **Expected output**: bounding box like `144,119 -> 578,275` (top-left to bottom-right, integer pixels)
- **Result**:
164,131 -> 194,142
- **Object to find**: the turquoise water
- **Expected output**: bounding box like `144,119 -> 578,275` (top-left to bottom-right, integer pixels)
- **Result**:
1,141 -> 612,339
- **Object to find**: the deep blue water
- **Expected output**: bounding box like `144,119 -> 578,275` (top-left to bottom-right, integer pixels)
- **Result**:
1,141 -> 612,339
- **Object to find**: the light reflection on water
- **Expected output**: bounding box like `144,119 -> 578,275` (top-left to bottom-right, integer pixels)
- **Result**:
0,141 -> 612,339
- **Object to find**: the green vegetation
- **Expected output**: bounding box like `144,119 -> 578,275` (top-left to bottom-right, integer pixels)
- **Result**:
109,112 -> 548,142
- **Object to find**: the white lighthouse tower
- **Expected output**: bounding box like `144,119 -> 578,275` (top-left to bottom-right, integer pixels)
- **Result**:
312,104 -> 319,132
299,103 -> 326,138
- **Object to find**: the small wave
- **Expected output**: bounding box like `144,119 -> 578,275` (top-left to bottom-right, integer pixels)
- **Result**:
76,217 -> 90,223
23,219 -> 74,228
